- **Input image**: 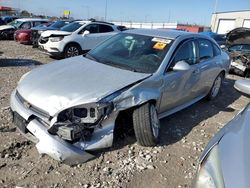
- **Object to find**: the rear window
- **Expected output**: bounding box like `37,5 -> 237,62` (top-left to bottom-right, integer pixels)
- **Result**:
117,25 -> 128,31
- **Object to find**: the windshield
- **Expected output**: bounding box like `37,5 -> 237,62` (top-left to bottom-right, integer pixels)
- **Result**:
50,21 -> 67,28
86,33 -> 173,73
8,20 -> 22,28
60,22 -> 84,32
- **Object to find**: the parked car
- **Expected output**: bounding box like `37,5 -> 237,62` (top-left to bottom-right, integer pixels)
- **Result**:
226,27 -> 250,78
193,79 -> 250,188
0,18 -> 48,39
10,29 -> 230,164
14,29 -> 33,44
32,20 -> 70,47
200,31 -> 226,47
0,16 -> 18,25
14,22 -> 53,45
38,20 -> 121,58
0,17 -> 6,25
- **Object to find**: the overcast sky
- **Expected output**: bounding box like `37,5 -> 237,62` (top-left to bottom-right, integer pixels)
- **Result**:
1,0 -> 250,25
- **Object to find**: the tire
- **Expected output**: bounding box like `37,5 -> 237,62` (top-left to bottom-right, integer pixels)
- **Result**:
206,73 -> 223,100
64,44 -> 81,58
133,103 -> 160,146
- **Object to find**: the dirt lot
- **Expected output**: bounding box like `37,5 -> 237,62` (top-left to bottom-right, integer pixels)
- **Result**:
0,41 -> 249,188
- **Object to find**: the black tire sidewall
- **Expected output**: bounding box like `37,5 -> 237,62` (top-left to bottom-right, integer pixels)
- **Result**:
64,44 -> 81,58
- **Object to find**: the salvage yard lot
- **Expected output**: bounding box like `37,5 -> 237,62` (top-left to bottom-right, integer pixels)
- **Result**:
0,41 -> 249,188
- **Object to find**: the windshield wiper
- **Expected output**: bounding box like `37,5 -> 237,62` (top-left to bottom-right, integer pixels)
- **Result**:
101,60 -> 141,73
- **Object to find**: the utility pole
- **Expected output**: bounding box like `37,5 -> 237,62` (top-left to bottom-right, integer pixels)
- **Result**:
213,0 -> 219,32
214,0 -> 218,13
105,0 -> 107,21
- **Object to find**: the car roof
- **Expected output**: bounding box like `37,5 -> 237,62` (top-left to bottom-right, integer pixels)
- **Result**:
74,20 -> 91,24
15,18 -> 49,22
124,29 -> 191,39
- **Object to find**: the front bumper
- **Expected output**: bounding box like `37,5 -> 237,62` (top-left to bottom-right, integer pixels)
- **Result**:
38,39 -> 65,57
38,45 -> 62,57
10,90 -> 116,165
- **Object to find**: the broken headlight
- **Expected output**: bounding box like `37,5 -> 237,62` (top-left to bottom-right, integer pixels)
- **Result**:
53,107 -> 99,141
193,145 -> 225,188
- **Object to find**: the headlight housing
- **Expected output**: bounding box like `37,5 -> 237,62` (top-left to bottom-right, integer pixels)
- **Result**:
194,145 -> 225,188
50,36 -> 64,42
18,71 -> 30,84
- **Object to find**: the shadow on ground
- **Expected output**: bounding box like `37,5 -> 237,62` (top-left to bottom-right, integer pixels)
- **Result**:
0,58 -> 42,67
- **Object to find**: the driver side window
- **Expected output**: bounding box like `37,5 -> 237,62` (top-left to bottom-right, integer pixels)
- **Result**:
20,22 -> 31,29
173,41 -> 196,65
79,24 -> 99,34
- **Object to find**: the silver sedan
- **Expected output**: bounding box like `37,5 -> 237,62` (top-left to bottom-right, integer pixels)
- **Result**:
10,29 -> 230,164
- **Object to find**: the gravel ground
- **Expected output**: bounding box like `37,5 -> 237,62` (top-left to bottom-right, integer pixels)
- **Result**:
0,41 -> 249,188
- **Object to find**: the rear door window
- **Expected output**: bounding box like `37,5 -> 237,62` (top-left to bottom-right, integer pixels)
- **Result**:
99,24 -> 114,33
198,39 -> 214,61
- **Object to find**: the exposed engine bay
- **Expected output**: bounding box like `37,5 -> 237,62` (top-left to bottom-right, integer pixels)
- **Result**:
230,51 -> 250,77
226,27 -> 250,77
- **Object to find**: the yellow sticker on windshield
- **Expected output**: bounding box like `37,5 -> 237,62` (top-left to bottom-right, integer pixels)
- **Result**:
153,42 -> 167,50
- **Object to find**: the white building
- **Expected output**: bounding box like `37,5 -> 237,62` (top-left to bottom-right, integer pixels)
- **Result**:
211,10 -> 250,34
112,21 -> 177,29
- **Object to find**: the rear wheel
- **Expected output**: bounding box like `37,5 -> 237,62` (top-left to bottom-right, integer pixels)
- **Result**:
133,103 -> 160,146
206,73 -> 223,100
64,44 -> 81,58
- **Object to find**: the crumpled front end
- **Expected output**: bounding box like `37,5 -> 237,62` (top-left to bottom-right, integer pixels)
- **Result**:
10,90 -> 118,165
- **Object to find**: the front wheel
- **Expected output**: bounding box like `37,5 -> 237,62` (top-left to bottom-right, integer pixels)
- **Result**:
133,103 -> 160,146
64,44 -> 81,58
206,73 -> 223,100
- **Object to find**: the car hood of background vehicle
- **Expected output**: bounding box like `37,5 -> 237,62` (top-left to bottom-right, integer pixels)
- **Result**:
15,29 -> 31,34
217,104 -> 250,188
0,25 -> 14,31
41,30 -> 71,37
17,56 -> 150,116
226,27 -> 250,47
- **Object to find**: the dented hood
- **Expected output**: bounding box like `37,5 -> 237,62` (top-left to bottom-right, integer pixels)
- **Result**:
226,27 -> 250,47
41,30 -> 71,37
17,56 -> 150,116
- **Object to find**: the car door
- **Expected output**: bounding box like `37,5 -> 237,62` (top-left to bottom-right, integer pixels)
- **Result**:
196,39 -> 219,95
78,24 -> 99,50
80,24 -> 114,50
159,39 -> 201,114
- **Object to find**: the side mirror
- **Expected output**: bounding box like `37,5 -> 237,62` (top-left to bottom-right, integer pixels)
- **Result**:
82,30 -> 90,36
234,80 -> 250,97
172,61 -> 191,71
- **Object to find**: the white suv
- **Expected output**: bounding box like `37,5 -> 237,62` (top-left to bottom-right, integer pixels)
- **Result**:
38,20 -> 121,58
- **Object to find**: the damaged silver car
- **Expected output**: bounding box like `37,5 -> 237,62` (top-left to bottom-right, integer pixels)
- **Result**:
10,29 -> 230,165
